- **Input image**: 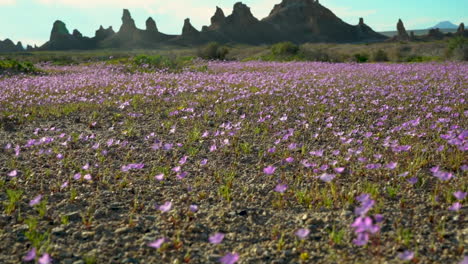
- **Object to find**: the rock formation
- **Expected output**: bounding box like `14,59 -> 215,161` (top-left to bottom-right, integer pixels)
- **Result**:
396,19 -> 410,41
50,20 -> 70,42
182,18 -> 199,36
35,1 -> 389,50
457,23 -> 465,35
427,28 -> 444,40
72,29 -> 83,38
16,41 -> 23,50
0,39 -> 24,52
39,20 -> 95,50
262,0 -> 386,43
211,7 -> 226,29
146,17 -> 158,32
95,26 -> 115,42
119,9 -> 137,34
26,44 -> 34,51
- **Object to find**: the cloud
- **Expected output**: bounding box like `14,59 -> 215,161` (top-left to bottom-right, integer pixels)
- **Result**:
0,0 -> 15,5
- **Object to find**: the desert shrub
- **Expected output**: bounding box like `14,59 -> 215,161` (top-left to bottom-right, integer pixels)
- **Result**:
271,42 -> 299,57
299,47 -> 332,62
446,37 -> 468,61
197,42 -> 229,60
404,55 -> 437,63
0,60 -> 40,75
49,56 -> 78,66
372,49 -> 389,62
132,55 -> 200,72
353,53 -> 369,63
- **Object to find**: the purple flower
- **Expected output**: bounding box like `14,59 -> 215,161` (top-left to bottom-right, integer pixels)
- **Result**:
398,171 -> 409,177
285,157 -> 294,163
374,214 -> 384,223
29,195 -> 43,206
454,191 -> 467,200
219,253 -> 239,264
274,184 -> 288,193
23,248 -> 36,262
157,201 -> 172,212
386,162 -> 398,170
155,174 -> 164,181
353,232 -> 369,246
459,256 -> 468,264
121,163 -> 145,172
398,250 -> 414,261
319,173 -> 336,183
189,204 -> 198,212
148,238 -> 166,249
8,170 -> 18,177
433,170 -> 453,181
172,166 -> 181,173
334,167 -> 345,173
209,232 -> 225,244
351,217 -> 380,234
163,143 -> 173,151
38,253 -> 52,264
354,195 -> 375,216
210,144 -> 217,152
200,159 -> 208,166
407,177 -> 418,185
295,228 -> 310,239
176,171 -> 188,180
449,202 -> 462,211
263,165 -> 276,175
73,173 -> 81,180
310,150 -> 324,157
60,181 -> 69,189
83,174 -> 92,181
82,163 -> 90,170
179,156 -> 188,165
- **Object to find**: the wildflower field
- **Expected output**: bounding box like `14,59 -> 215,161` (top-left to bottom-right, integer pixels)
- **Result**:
0,61 -> 467,263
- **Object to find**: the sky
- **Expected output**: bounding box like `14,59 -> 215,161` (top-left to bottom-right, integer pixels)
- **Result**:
0,0 -> 467,47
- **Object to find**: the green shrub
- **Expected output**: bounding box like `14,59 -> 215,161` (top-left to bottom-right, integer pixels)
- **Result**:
132,55 -> 196,72
372,49 -> 389,62
271,42 -> 299,57
447,37 -> 468,61
197,42 -> 229,60
353,53 -> 369,63
0,60 -> 40,75
299,48 -> 331,62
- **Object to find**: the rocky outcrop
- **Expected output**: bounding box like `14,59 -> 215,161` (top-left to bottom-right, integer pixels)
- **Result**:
427,28 -> 444,40
39,20 -> 95,50
95,26 -> 115,42
119,9 -> 137,35
146,17 -> 158,32
457,23 -> 465,36
209,7 -> 226,30
72,29 -> 83,38
99,9 -> 175,49
36,1 -> 389,50
0,39 -> 24,52
396,19 -> 410,41
16,41 -> 23,51
50,20 -> 70,42
262,0 -> 386,43
182,18 -> 199,36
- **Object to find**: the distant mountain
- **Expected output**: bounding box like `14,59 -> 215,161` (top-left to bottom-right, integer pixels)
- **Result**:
430,21 -> 458,29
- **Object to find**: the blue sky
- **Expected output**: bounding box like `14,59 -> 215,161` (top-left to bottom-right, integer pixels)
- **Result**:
1,0 -> 466,46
